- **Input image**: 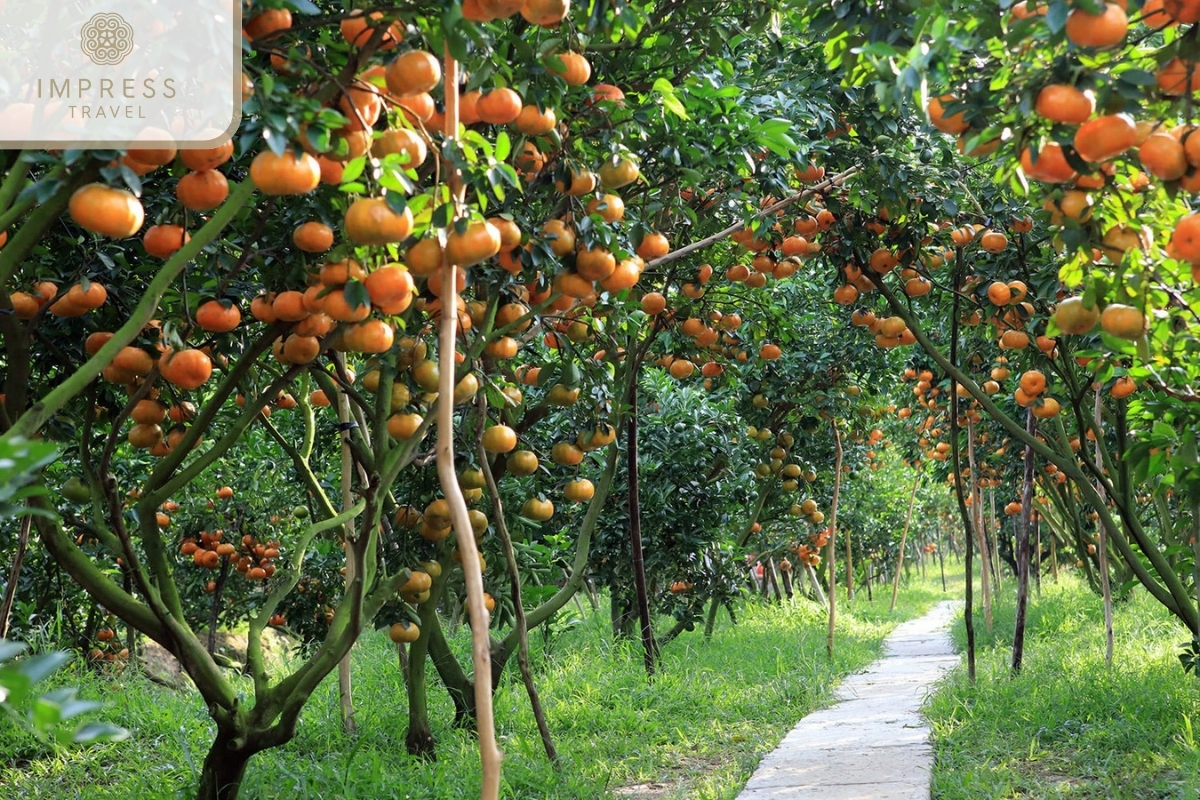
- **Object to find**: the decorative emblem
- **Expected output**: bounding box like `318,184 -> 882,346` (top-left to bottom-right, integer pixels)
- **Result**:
80,13 -> 134,66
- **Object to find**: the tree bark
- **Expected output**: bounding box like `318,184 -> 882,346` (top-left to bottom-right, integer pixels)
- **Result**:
890,474 -> 920,612
967,419 -> 993,632
1012,409 -> 1035,673
826,418 -> 843,658
405,616 -> 436,758
0,514 -> 31,639
627,382 -> 658,676
1094,388 -> 1114,668
947,245 -> 975,681
196,726 -> 255,800
336,379 -> 357,735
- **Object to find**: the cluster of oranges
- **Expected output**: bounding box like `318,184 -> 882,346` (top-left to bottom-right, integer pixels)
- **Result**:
179,529 -> 282,582
87,625 -> 130,664
6,277 -> 107,321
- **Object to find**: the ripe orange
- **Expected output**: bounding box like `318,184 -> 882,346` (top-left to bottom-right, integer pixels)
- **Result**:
250,150 -> 321,195
1099,304 -> 1146,339
1064,3 -> 1128,48
445,220 -> 502,267
195,300 -> 241,333
143,224 -> 190,258
1073,114 -> 1137,163
521,0 -> 569,27
545,51 -> 591,85
344,197 -> 413,245
180,141 -> 234,172
1138,134 -> 1187,180
69,183 -> 144,238
1155,57 -> 1200,96
927,94 -> 969,135
482,424 -> 518,453
1034,84 -> 1094,124
176,169 -> 229,210
1165,0 -> 1200,23
1170,213 -> 1200,262
159,348 -> 213,390
636,232 -> 670,260
1019,143 -> 1077,183
1018,370 -> 1046,396
477,87 -> 523,125
385,50 -> 441,96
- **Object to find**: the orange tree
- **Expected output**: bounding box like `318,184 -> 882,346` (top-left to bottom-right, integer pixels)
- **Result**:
791,0 -> 1200,667
0,0 -> 947,796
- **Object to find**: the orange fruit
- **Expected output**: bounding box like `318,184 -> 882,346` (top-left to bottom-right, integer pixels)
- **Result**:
545,51 -> 591,85
176,169 -> 229,210
1019,143 -> 1077,183
159,348 -> 213,390
1099,304 -> 1146,339
1064,3 -> 1128,48
1165,0 -> 1200,23
1074,114 -> 1137,163
1170,213 -> 1200,262
385,50 -> 441,96
1138,134 -> 1187,180
927,94 -> 969,135
68,183 -> 144,238
1034,84 -> 1094,124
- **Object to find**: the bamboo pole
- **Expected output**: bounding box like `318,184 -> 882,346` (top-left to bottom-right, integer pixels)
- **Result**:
440,45 -> 501,798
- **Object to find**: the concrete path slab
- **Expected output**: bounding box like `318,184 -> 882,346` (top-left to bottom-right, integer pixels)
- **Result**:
736,601 -> 960,800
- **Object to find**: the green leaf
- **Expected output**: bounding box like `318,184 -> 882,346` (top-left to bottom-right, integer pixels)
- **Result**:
340,157 -> 366,184
1045,1 -> 1068,33
343,280 -> 371,312
494,130 -> 511,162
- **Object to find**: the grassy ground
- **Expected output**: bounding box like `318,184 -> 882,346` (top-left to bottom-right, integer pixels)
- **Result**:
0,575 -> 948,799
928,574 -> 1200,800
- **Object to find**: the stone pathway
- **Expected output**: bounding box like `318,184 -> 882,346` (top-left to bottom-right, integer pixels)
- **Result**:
736,600 -> 960,800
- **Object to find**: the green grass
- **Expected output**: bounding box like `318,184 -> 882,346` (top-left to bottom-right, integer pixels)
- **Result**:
0,577 -> 947,799
928,575 -> 1200,800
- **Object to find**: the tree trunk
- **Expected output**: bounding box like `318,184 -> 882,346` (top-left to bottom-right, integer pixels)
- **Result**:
703,595 -> 721,639
196,726 -> 255,800
844,523 -> 854,602
967,419 -> 993,632
405,627 -> 436,759
1012,409 -> 1035,673
765,557 -> 782,602
890,474 -> 920,612
946,253 -> 975,681
626,382 -> 658,676
1034,512 -> 1042,596
1094,389 -> 1114,668
989,488 -> 1003,590
864,558 -> 873,602
0,514 -> 32,639
336,381 -> 357,735
826,418 -> 843,658
805,562 -> 827,608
